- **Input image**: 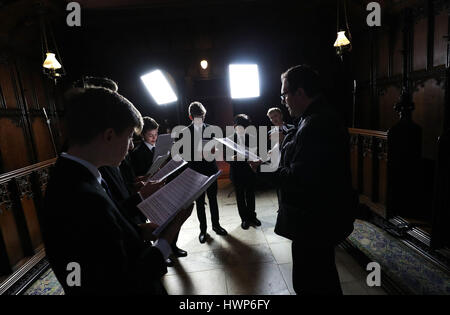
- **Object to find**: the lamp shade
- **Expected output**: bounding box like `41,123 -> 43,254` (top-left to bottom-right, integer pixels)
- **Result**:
43,52 -> 62,70
333,31 -> 351,47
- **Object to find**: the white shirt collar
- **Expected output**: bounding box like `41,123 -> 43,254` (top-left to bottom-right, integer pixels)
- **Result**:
61,152 -> 102,185
144,141 -> 155,151
193,123 -> 204,131
237,133 -> 245,145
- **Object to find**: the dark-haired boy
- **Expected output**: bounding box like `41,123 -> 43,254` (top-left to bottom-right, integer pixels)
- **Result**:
228,114 -> 260,230
130,117 -> 159,177
41,87 -> 193,295
182,101 -> 227,244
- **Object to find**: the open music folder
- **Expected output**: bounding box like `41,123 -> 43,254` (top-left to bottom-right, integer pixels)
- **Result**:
137,168 -> 221,236
145,153 -> 170,177
152,134 -> 174,162
148,156 -> 187,182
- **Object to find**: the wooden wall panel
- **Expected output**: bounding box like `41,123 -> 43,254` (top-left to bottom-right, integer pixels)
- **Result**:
433,11 -> 448,67
0,203 -> 24,268
379,86 -> 401,131
378,31 -> 390,78
0,118 -> 31,172
0,63 -> 19,109
413,18 -> 428,71
363,155 -> 373,198
362,136 -> 373,198
412,79 -> 445,160
393,28 -> 403,75
32,72 -> 49,109
20,194 -> 42,251
17,63 -> 38,110
378,158 -> 388,205
357,87 -> 372,129
31,118 -> 55,162
354,37 -> 371,82
350,136 -> 359,190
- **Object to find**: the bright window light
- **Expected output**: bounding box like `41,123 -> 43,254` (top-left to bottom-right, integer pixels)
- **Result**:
229,64 -> 260,99
141,70 -> 178,105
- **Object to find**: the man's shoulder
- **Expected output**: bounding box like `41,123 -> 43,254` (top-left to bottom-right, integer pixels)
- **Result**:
303,105 -> 342,128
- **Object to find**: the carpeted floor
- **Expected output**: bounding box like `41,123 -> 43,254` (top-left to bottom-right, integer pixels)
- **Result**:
23,268 -> 64,295
348,220 -> 450,295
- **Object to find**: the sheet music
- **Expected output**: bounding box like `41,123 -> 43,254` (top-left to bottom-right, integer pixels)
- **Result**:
152,134 -> 174,162
214,137 -> 265,162
149,156 -> 187,182
137,168 -> 221,235
146,153 -> 170,176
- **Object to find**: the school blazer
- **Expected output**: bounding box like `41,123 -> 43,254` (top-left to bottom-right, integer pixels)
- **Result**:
40,157 -> 167,295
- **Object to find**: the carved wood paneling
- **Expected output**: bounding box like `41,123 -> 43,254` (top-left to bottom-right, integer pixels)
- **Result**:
357,87 -> 372,129
31,71 -> 49,110
412,79 -> 446,160
362,135 -> 374,198
16,60 -> 39,111
31,117 -> 56,162
393,27 -> 404,75
377,138 -> 388,206
0,159 -> 55,279
413,18 -> 428,71
0,182 -> 12,214
350,134 -> 359,190
16,175 -> 33,200
433,11 -> 449,66
0,62 -> 20,109
37,168 -> 49,195
0,202 -> 25,268
0,117 -> 32,172
354,0 -> 448,161
379,85 -> 401,131
15,174 -> 42,251
378,31 -> 390,78
20,196 -> 42,252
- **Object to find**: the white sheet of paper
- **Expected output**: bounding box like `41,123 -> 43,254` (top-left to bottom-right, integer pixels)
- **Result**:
149,157 -> 187,182
146,153 -> 170,176
152,134 -> 174,162
214,137 -> 264,162
137,168 -> 221,235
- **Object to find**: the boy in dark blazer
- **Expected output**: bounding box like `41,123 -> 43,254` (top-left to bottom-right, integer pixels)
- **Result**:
41,87 -> 193,295
227,114 -> 260,230
130,117 -> 158,177
180,101 -> 227,243
129,116 -> 187,264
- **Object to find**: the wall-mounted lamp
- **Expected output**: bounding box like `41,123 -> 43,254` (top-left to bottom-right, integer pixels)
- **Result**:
40,7 -> 65,83
334,31 -> 351,59
334,0 -> 352,61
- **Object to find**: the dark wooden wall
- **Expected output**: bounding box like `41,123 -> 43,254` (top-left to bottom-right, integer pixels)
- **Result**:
0,55 -> 64,174
352,0 -> 449,161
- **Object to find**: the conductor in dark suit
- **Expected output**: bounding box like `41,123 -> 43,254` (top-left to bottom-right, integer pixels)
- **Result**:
130,117 -> 158,177
251,65 -> 356,295
40,87 -> 193,295
180,101 -> 227,243
227,114 -> 260,230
